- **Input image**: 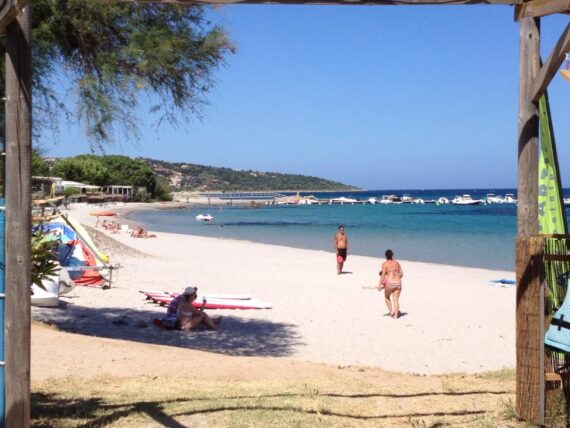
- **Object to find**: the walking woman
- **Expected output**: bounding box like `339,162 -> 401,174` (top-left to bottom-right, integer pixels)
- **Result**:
379,249 -> 403,319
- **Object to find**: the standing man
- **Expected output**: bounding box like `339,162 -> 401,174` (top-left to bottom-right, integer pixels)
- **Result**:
334,225 -> 349,275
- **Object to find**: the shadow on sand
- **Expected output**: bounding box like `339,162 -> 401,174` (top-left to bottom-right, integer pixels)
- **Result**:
32,302 -> 303,358
31,391 -> 491,428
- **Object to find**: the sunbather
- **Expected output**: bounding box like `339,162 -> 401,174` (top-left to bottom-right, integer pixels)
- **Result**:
162,286 -> 221,331
131,226 -> 156,238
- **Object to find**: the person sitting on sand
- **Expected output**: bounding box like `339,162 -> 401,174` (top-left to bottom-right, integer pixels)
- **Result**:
131,226 -> 156,238
162,287 -> 221,331
379,249 -> 403,319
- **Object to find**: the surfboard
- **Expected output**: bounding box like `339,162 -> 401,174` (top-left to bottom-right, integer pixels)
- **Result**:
140,289 -> 252,300
145,294 -> 271,309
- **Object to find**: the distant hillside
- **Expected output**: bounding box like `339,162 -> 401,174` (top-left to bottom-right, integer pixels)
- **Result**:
144,158 -> 358,191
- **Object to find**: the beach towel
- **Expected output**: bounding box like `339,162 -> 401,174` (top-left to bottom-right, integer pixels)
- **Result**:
490,279 -> 516,285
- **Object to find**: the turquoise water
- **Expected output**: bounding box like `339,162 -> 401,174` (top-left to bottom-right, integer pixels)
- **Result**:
128,189 -> 531,271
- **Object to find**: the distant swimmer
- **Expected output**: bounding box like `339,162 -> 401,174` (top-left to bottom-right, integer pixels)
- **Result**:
334,225 -> 349,275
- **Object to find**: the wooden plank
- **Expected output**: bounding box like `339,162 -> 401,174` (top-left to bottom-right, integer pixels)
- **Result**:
133,0 -> 518,4
516,237 -> 545,425
0,0 -> 30,32
532,22 -> 570,102
516,0 -> 570,20
4,6 -> 32,428
518,17 -> 540,239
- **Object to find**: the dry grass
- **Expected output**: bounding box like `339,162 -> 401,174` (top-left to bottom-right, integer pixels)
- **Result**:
32,368 -> 523,427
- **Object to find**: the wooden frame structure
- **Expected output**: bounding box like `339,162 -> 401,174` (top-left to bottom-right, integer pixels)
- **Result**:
0,0 -> 568,426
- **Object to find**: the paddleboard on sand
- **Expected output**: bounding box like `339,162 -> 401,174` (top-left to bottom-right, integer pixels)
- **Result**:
143,292 -> 271,309
139,289 -> 252,300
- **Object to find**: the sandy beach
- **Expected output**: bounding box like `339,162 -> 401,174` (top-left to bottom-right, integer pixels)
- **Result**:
32,202 -> 516,378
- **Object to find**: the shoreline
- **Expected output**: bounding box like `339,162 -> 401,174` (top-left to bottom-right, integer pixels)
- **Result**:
117,202 -> 516,272
34,202 -> 518,375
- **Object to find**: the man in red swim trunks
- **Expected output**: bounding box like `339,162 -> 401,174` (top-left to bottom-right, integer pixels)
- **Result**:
334,225 -> 349,275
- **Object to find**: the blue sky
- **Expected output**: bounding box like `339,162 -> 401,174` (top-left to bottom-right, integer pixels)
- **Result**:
42,6 -> 570,190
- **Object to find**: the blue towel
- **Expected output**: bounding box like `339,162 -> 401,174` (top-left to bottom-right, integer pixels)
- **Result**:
490,279 -> 516,285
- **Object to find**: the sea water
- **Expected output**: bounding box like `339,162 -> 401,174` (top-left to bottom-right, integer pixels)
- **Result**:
128,189 -> 569,271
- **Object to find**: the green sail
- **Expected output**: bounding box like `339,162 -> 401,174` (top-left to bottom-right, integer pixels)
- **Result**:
538,92 -> 568,310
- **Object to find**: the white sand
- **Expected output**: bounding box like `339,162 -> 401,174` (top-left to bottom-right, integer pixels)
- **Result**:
32,203 -> 516,375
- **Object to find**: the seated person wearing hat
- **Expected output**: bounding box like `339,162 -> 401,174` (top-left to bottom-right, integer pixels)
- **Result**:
164,286 -> 221,331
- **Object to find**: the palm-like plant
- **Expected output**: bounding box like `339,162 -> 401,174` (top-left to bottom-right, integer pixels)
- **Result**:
31,227 -> 60,289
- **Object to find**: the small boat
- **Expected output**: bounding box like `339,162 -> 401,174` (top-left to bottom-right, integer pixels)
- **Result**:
328,197 -> 359,205
367,197 -> 378,205
504,194 -> 517,204
401,194 -> 413,203
486,193 -> 505,204
196,214 -> 214,222
412,198 -> 425,204
451,194 -> 484,205
436,197 -> 449,205
379,195 -> 401,204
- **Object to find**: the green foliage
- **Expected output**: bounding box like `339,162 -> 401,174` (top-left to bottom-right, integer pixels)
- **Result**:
51,154 -> 172,200
154,176 -> 173,201
1,0 -> 234,148
32,151 -> 50,177
31,228 -> 60,288
51,155 -> 110,185
148,158 -> 357,191
63,187 -> 80,198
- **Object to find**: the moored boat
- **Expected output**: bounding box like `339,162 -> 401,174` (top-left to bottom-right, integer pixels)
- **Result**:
196,214 -> 214,222
486,193 -> 505,204
436,197 -> 449,205
451,194 -> 484,205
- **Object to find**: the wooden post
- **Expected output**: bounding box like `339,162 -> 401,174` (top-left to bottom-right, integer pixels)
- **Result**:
4,5 -> 32,428
516,237 -> 545,424
516,16 -> 542,425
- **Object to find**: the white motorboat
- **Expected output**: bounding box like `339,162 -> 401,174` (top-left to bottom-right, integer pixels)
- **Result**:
504,194 -> 517,204
486,193 -> 505,204
436,197 -> 449,205
379,195 -> 401,204
401,194 -> 413,203
412,198 -> 425,204
328,197 -> 358,205
196,214 -> 214,222
451,194 -> 484,205
367,197 -> 378,205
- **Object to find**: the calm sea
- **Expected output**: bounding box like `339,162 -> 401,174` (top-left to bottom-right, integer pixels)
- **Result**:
128,189 -> 570,271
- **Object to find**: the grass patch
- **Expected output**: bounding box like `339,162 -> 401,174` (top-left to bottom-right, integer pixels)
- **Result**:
32,370 -> 523,427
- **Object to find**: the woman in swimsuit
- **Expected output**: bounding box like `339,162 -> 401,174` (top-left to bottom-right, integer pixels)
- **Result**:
379,249 -> 403,319
175,287 -> 222,331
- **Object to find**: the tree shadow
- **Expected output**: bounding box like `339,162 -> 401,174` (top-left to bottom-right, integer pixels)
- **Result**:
32,304 -> 303,357
31,390 -> 490,427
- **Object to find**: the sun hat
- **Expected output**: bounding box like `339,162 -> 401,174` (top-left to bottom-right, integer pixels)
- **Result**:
183,286 -> 197,295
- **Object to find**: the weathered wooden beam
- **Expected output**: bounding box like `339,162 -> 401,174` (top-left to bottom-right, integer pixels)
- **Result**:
516,237 -> 545,425
517,14 -> 542,425
4,5 -> 32,428
515,0 -> 570,20
518,16 -> 540,239
532,22 -> 570,102
0,0 -> 30,33
134,0 -> 518,4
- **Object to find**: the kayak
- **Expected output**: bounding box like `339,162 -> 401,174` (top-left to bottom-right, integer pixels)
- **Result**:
89,211 -> 118,217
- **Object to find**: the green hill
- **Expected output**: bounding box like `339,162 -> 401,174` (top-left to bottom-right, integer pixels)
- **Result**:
145,158 -> 358,191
